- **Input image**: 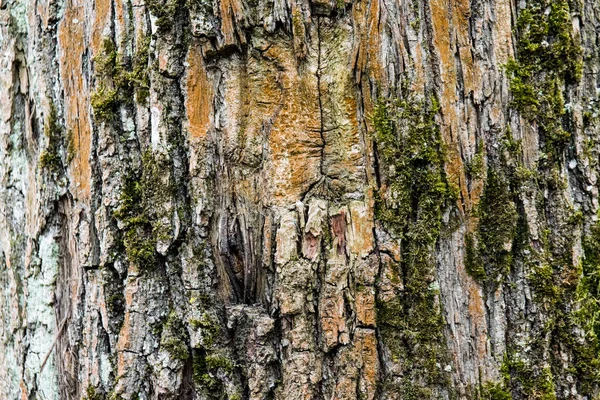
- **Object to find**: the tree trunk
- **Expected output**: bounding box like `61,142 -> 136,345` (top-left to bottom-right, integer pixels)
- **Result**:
0,0 -> 599,398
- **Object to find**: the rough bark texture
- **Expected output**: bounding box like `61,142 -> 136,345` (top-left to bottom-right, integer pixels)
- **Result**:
1,0 -> 599,398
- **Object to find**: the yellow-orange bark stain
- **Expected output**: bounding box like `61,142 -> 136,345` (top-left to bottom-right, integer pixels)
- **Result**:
58,2 -> 90,200
113,0 -> 126,44
467,280 -> 487,359
58,0 -> 111,201
356,329 -> 378,399
494,0 -> 514,67
355,287 -> 376,326
115,278 -> 137,380
330,328 -> 378,399
219,0 -> 244,47
186,42 -> 213,139
351,0 -> 382,91
261,43 -> 322,205
430,0 -> 470,212
92,0 -> 111,51
37,1 -> 50,30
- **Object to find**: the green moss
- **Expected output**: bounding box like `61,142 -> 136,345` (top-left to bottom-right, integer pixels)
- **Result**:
124,225 -> 156,267
106,292 -> 125,315
481,381 -> 512,400
84,386 -> 106,400
514,201 -> 600,396
91,39 -> 120,122
568,217 -> 600,392
187,0 -> 212,12
114,176 -> 155,268
190,313 -> 220,347
291,10 -> 303,35
91,85 -> 119,123
107,390 -> 137,400
408,0 -> 421,32
146,0 -> 181,31
500,128 -> 522,159
467,167 -> 518,284
580,220 -> 600,343
130,36 -> 151,104
465,233 -> 486,281
113,179 -> 143,222
95,38 -> 119,78
92,36 -> 151,122
502,356 -> 556,400
582,95 -> 600,127
372,89 -> 454,393
391,378 -> 432,400
113,151 -> 174,270
65,129 -> 76,163
161,311 -> 190,361
192,349 -> 218,389
373,94 -> 453,232
528,263 -> 561,300
482,348 -> 558,399
188,312 -> 238,395
466,141 -> 485,179
569,209 -> 584,226
39,102 -> 63,173
192,349 -> 235,391
506,0 -> 583,157
205,353 -> 234,372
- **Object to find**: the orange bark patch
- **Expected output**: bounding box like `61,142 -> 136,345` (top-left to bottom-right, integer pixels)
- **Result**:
356,287 -> 376,326
219,0 -> 245,48
320,294 -> 346,348
356,329 -> 378,399
91,0 -> 111,51
58,0 -> 111,201
115,279 -> 138,379
430,0 -> 469,212
351,0 -> 382,85
113,0 -> 126,43
186,42 -> 213,140
58,3 -> 91,200
348,201 -> 374,258
262,43 -> 322,205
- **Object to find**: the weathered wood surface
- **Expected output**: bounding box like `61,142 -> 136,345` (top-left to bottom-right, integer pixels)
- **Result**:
0,0 -> 599,398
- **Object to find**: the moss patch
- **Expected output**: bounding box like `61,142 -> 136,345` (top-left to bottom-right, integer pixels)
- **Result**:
466,167 -> 518,285
113,151 -> 174,270
131,36 -> 151,104
580,219 -> 600,341
503,355 -> 556,400
189,313 -> 238,396
84,386 -> 106,400
146,0 -> 182,31
480,381 -> 512,400
569,218 -> 600,392
466,141 -> 485,180
39,102 -> 64,173
372,89 -> 455,394
505,0 -> 582,157
91,36 -> 151,123
161,311 -> 190,361
91,85 -> 119,123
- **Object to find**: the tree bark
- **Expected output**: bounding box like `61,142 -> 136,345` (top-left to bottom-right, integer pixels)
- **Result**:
0,0 -> 599,398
